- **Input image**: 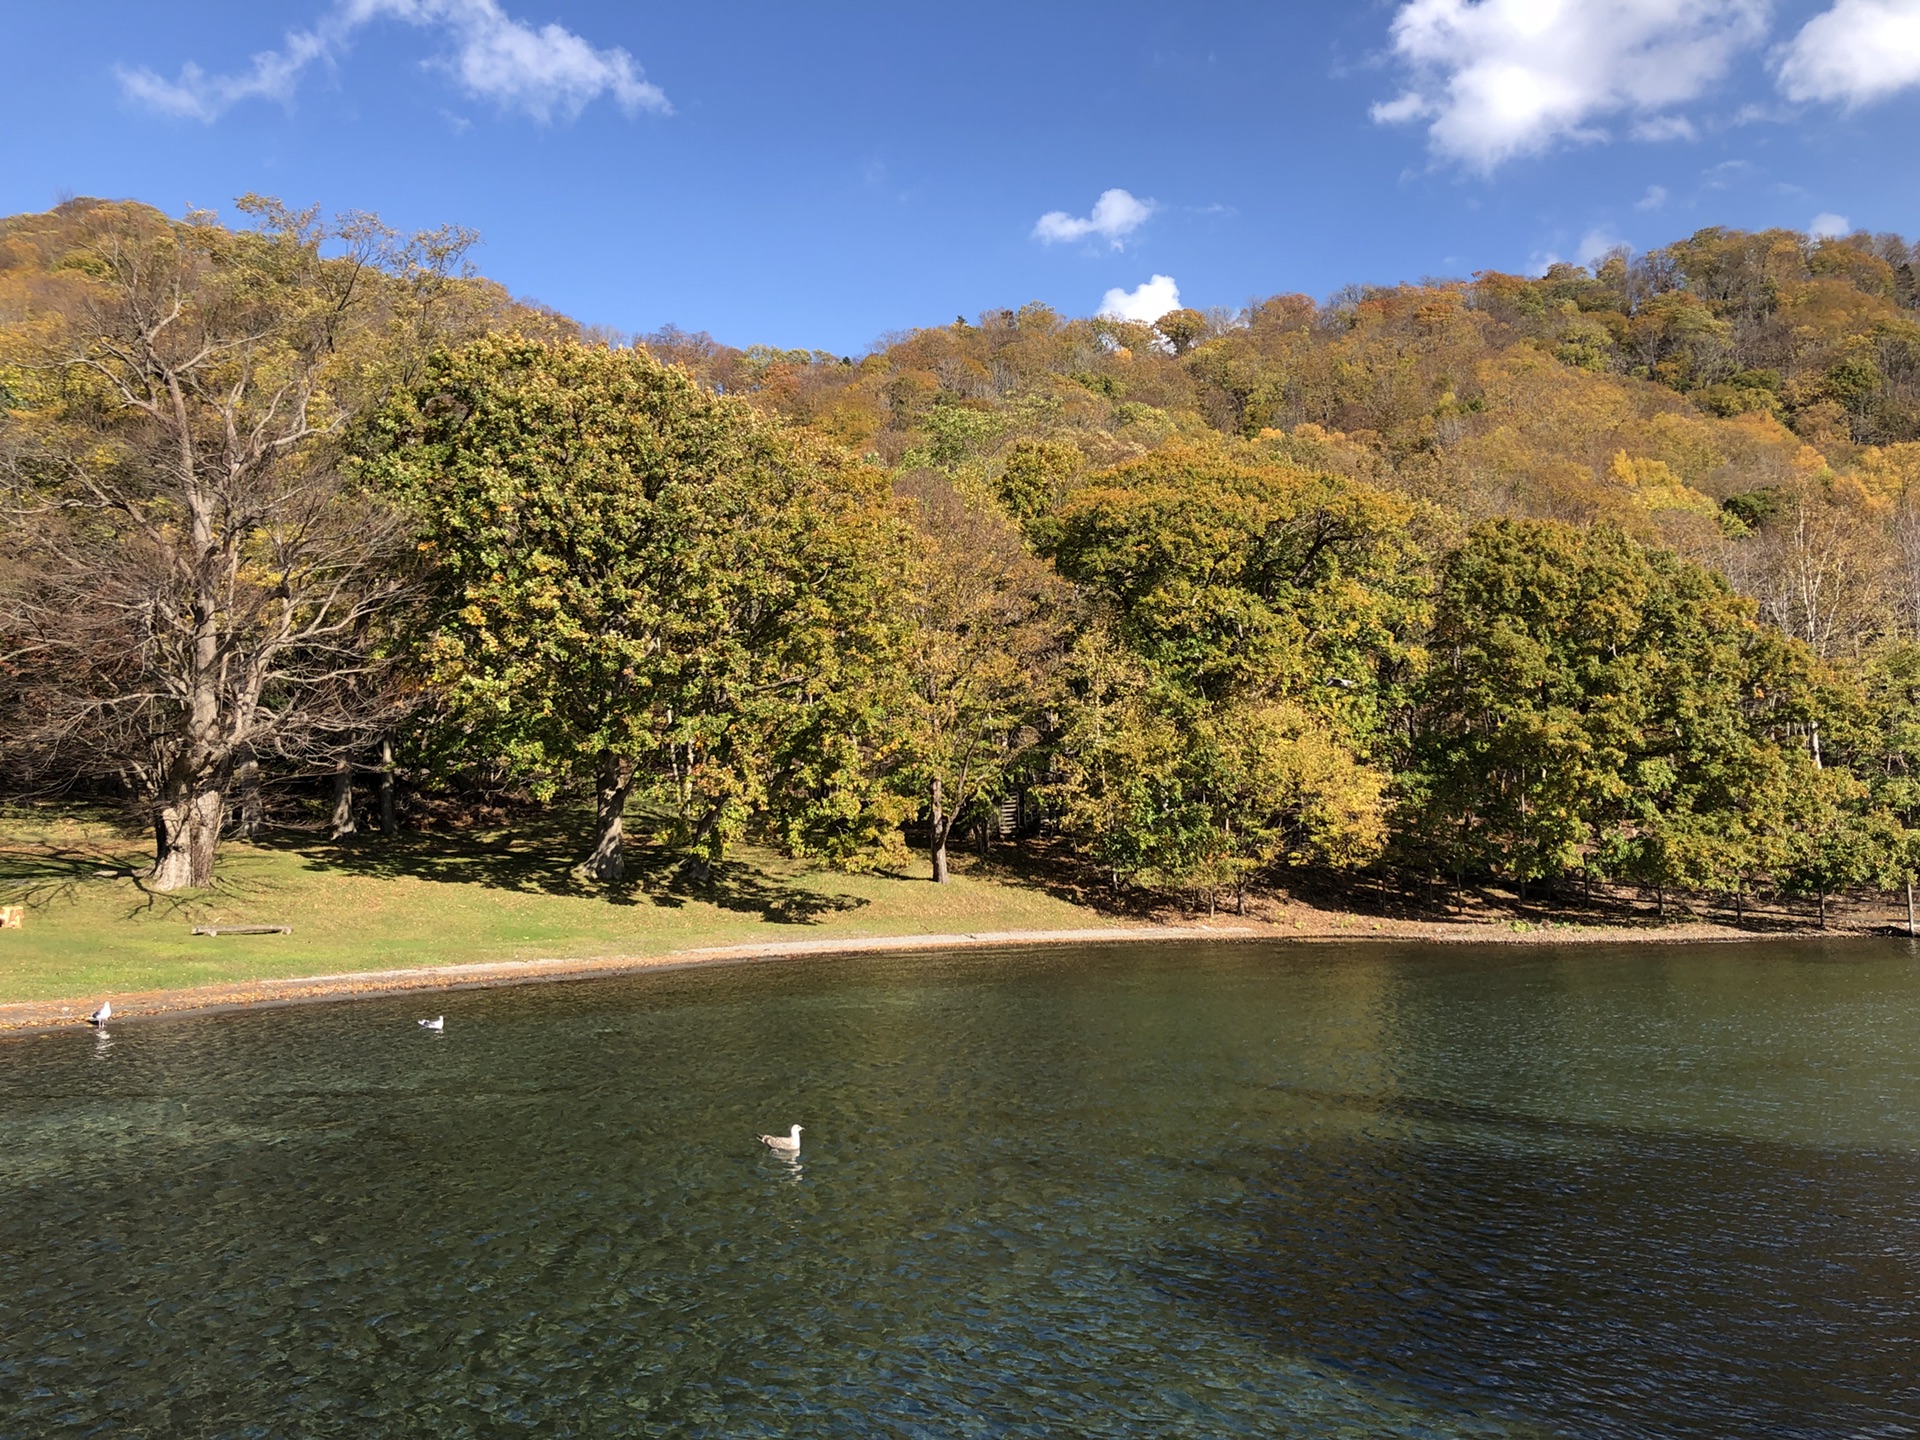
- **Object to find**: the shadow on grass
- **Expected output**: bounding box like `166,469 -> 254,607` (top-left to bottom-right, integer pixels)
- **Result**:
264,811 -> 868,926
968,835 -> 1868,935
1295,870 -> 1855,934
955,837 -> 1172,921
0,843 -> 132,908
0,838 -> 296,922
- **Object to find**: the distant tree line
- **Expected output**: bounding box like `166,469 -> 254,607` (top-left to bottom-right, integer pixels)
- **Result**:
6,198 -> 1920,925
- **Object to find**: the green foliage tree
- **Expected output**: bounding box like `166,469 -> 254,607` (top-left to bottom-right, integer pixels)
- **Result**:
1776,763 -> 1900,927
896,475 -> 1067,882
992,438 -> 1083,547
1411,518 -> 1824,901
356,337 -> 909,881
1047,642 -> 1389,909
1051,446 -> 1427,721
1045,633 -> 1210,892
1854,645 -> 1920,926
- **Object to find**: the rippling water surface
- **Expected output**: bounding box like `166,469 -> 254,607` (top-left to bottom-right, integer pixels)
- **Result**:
3,939 -> 1919,1438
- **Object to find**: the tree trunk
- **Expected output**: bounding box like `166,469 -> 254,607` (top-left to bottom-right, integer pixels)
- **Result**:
149,788 -> 222,891
233,753 -> 263,840
930,775 -> 949,884
378,735 -> 397,836
1818,887 -> 1828,929
678,806 -> 726,885
331,760 -> 358,841
578,753 -> 636,883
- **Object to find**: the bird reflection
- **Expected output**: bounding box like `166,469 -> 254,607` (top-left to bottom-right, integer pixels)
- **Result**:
89,1029 -> 113,1058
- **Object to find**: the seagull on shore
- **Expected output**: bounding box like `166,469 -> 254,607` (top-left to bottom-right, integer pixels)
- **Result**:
87,1000 -> 112,1027
757,1124 -> 803,1153
418,1015 -> 444,1031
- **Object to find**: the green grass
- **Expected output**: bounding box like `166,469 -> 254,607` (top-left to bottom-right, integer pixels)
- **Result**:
0,806 -> 1114,1004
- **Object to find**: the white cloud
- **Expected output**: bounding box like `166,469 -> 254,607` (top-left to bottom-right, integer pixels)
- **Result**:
1777,0 -> 1920,106
1373,0 -> 1768,171
1371,90 -> 1433,124
1033,189 -> 1157,248
1098,275 -> 1181,324
1534,228 -> 1629,273
1810,211 -> 1853,237
1578,228 -> 1627,265
118,30 -> 334,121
118,0 -> 668,124
1629,113 -> 1699,141
1636,183 -> 1670,210
1702,157 -> 1755,188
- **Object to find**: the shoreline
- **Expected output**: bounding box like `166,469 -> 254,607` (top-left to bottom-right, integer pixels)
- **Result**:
0,914 -> 1878,1037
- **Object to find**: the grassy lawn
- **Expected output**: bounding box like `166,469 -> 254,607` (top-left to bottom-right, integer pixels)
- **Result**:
0,806 -> 1113,1005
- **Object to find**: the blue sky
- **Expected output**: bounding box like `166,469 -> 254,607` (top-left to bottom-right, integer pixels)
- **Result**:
4,1 -> 1919,353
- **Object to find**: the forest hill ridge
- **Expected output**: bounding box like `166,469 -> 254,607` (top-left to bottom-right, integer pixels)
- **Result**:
2,199 -> 1919,925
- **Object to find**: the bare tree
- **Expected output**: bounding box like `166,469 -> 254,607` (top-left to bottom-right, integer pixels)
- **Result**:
1734,478 -> 1894,663
0,199 -> 460,888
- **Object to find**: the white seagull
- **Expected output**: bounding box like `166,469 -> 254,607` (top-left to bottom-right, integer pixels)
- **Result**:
418,1015 -> 445,1031
87,1000 -> 112,1027
757,1124 -> 803,1153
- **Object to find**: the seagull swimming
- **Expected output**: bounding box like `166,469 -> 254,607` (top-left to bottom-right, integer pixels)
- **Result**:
87,1000 -> 112,1027
418,1015 -> 444,1031
757,1124 -> 803,1153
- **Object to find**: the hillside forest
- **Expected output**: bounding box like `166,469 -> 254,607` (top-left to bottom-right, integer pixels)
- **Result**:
7,197 -> 1920,924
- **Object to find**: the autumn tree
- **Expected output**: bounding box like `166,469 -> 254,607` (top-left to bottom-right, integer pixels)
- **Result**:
1047,642 -> 1389,908
358,337 -> 909,882
1045,447 -> 1413,901
896,473 -> 1067,881
1153,308 -> 1210,357
0,198 -> 471,888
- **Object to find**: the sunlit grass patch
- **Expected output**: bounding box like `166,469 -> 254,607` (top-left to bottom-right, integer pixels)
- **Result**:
0,805 -> 1110,1004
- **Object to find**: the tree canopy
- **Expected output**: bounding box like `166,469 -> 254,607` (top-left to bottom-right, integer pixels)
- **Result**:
355,335 -> 909,880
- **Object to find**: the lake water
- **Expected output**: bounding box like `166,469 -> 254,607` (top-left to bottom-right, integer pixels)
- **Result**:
2,939 -> 1918,1438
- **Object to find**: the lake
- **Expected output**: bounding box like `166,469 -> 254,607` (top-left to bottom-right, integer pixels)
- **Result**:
2,939 -> 1917,1437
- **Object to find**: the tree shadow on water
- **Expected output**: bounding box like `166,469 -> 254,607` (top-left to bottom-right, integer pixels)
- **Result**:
1159,1089 -> 1920,1438
270,815 -> 867,925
